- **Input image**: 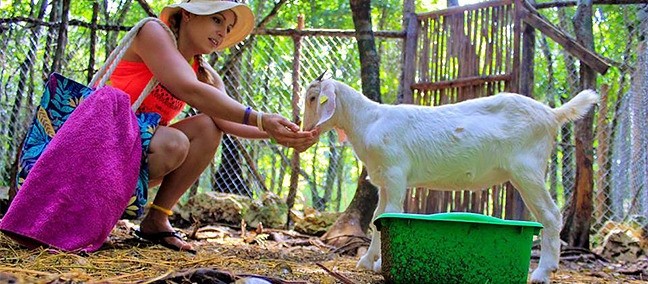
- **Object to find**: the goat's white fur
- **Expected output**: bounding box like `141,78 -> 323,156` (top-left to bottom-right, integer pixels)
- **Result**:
301,79 -> 599,284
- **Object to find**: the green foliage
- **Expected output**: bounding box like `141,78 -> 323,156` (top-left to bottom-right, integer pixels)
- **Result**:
1,0 -> 31,17
271,0 -> 353,29
530,4 -> 646,220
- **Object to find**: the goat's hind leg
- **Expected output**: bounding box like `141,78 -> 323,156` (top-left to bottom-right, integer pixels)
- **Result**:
510,171 -> 562,284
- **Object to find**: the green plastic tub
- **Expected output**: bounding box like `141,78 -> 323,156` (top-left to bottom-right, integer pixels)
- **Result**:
375,212 -> 543,284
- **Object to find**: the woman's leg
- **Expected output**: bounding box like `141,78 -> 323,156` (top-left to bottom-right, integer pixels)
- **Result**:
139,114 -> 222,251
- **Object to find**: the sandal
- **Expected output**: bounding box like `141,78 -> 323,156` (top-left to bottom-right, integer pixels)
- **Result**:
134,230 -> 197,254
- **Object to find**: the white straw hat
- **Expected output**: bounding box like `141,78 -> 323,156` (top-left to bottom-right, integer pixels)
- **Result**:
160,0 -> 255,50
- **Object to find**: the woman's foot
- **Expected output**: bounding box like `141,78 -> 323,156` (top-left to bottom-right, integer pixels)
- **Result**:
137,210 -> 195,253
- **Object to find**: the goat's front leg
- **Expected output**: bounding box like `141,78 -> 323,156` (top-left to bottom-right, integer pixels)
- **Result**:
357,186 -> 386,271
357,170 -> 406,272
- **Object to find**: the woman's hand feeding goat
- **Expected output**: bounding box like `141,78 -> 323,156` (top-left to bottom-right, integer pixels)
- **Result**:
301,77 -> 598,283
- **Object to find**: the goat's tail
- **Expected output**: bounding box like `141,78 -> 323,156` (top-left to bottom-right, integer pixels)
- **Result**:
552,89 -> 599,124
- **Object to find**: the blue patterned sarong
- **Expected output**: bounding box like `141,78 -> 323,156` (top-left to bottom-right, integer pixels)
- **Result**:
15,73 -> 160,219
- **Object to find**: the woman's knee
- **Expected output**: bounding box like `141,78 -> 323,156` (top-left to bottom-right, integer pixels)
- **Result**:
166,132 -> 191,160
151,127 -> 191,165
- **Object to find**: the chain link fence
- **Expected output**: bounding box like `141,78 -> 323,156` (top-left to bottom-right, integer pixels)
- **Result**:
532,3 -> 648,239
0,14 -> 402,213
197,34 -> 380,210
0,3 -> 646,240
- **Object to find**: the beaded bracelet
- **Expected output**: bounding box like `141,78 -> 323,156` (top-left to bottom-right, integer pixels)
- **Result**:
257,111 -> 265,132
242,106 -> 252,125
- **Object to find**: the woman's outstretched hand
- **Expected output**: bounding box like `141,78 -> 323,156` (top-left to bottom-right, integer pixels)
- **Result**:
262,113 -> 320,152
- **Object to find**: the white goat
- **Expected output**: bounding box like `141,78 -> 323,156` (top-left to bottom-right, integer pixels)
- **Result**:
301,78 -> 599,283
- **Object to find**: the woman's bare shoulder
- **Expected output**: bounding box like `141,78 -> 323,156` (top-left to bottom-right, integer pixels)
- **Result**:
133,21 -> 175,54
130,20 -> 177,60
137,20 -> 175,42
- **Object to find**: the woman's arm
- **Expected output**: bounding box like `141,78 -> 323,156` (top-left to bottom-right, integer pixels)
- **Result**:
203,63 -> 269,139
134,22 -> 247,123
134,21 -> 315,146
213,117 -> 269,139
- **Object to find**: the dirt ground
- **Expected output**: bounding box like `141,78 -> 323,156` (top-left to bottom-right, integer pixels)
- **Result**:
0,221 -> 645,284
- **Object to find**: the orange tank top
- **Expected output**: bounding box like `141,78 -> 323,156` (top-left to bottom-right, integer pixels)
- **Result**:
107,59 -> 199,126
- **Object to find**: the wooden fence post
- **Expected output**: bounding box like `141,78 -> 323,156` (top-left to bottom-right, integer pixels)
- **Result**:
398,0 -> 417,105
286,14 -> 305,229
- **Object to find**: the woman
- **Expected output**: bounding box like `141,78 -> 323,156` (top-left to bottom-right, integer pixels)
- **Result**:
110,0 -> 319,253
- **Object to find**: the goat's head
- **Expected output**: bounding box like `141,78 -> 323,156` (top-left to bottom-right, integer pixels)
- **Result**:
301,72 -> 337,131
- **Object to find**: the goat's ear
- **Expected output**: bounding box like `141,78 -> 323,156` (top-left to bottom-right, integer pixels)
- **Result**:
315,70 -> 327,81
316,80 -> 336,127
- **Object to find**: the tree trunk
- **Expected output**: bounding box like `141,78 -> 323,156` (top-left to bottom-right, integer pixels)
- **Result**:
594,85 -> 611,223
397,0 -> 416,104
321,167 -> 378,249
334,149 -> 346,212
350,0 -> 381,102
560,0 -> 596,249
309,142 -> 321,209
321,0 -> 381,249
101,0 -> 133,60
40,0 -> 60,79
50,0 -> 70,73
285,15 -> 304,229
87,2 -> 100,83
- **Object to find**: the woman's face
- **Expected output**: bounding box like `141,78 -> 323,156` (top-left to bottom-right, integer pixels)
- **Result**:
183,9 -> 237,53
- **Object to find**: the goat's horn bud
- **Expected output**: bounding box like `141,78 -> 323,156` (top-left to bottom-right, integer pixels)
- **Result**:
315,70 -> 327,81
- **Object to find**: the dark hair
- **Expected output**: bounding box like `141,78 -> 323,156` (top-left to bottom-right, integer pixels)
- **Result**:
168,11 -> 216,86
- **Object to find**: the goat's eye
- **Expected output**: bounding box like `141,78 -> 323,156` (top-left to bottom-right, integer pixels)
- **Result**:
309,97 -> 316,103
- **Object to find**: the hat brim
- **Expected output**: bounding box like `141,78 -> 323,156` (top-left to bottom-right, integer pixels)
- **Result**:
160,2 -> 254,51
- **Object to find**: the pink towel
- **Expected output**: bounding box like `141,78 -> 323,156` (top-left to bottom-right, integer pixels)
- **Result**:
0,86 -> 141,253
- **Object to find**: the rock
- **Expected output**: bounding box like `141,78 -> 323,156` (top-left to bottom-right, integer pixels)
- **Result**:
175,192 -> 288,229
244,192 -> 288,229
177,192 -> 252,225
292,207 -> 341,236
601,228 -> 644,262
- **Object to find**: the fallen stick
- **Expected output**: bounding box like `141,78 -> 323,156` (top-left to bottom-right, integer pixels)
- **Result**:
315,263 -> 355,284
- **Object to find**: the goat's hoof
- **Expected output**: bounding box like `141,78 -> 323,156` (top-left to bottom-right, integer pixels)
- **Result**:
530,268 -> 552,284
356,255 -> 374,271
372,258 -> 382,273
